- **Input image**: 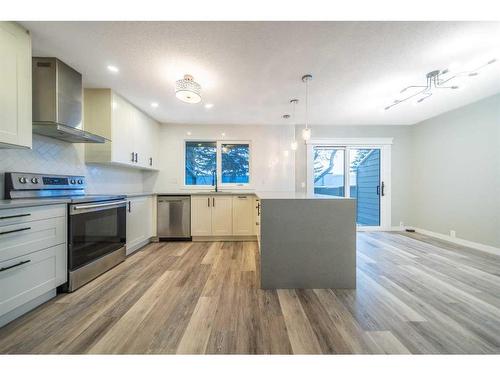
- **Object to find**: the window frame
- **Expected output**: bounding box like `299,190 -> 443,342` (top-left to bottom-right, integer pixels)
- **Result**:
183,139 -> 252,190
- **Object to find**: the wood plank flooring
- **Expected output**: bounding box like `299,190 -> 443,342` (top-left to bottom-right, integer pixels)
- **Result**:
1,232 -> 500,354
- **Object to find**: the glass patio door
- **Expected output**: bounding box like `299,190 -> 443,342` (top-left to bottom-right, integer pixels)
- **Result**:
348,148 -> 381,227
308,140 -> 391,230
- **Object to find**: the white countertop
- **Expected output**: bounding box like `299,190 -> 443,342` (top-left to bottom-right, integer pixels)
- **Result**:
0,198 -> 71,210
255,191 -> 353,200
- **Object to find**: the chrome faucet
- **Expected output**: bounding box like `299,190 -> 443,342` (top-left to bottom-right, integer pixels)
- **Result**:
212,170 -> 218,192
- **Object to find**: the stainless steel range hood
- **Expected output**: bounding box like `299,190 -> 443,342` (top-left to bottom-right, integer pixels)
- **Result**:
32,57 -> 106,143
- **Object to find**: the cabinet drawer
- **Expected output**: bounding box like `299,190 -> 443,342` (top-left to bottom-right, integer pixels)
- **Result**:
0,204 -> 66,228
0,216 -> 66,263
0,243 -> 66,317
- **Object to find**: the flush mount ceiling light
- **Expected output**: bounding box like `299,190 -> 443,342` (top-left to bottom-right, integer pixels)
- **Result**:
175,74 -> 202,104
302,74 -> 312,141
384,58 -> 497,110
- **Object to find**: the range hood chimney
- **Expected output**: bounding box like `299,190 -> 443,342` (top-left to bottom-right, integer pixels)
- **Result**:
32,57 -> 106,143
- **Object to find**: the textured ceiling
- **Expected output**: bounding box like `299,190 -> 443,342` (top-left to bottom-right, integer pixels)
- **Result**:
21,21 -> 500,125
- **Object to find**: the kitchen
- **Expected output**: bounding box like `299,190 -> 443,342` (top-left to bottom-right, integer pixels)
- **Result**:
1,15 -> 500,364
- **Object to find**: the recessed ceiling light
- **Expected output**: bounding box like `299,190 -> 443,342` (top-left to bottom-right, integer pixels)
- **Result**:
221,132 -> 226,137
187,131 -> 192,136
151,102 -> 159,108
205,103 -> 214,109
107,65 -> 119,73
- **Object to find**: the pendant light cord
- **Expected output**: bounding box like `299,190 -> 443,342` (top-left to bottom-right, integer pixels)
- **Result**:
305,78 -> 309,130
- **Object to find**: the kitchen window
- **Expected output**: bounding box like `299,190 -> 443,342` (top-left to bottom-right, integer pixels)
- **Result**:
185,140 -> 251,188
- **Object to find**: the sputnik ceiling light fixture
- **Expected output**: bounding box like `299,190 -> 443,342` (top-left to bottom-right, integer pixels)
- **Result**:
384,58 -> 497,111
302,74 -> 312,141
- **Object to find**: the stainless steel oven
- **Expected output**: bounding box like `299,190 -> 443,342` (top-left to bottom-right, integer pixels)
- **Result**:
4,172 -> 127,292
68,199 -> 126,291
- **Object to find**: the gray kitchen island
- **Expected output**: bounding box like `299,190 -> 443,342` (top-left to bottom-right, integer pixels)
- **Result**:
257,192 -> 356,289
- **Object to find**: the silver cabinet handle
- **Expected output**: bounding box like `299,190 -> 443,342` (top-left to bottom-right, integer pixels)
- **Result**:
135,153 -> 138,163
207,197 -> 210,207
213,197 -> 215,207
128,201 -> 131,212
0,213 -> 31,220
73,201 -> 126,211
131,152 -> 135,162
149,157 -> 153,166
0,227 -> 31,236
0,259 -> 31,272
237,196 -> 247,199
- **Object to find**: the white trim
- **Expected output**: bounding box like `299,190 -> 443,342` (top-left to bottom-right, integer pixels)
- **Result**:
412,227 -> 500,256
307,137 -> 394,145
357,226 -> 402,232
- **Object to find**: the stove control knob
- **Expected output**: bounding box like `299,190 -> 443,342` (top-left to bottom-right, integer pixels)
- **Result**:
18,177 -> 27,184
77,179 -> 84,184
31,177 -> 39,184
70,179 -> 76,184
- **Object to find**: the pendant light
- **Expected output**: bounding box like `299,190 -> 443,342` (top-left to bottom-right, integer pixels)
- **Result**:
302,74 -> 312,141
175,74 -> 202,104
290,98 -> 299,150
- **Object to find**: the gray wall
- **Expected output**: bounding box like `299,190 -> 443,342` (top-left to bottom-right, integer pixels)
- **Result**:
295,124 -> 413,228
410,94 -> 500,248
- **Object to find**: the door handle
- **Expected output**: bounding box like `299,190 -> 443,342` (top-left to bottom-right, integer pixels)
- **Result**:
0,259 -> 31,272
381,181 -> 385,196
0,227 -> 31,236
376,185 -> 380,196
134,153 -> 138,163
128,201 -> 131,212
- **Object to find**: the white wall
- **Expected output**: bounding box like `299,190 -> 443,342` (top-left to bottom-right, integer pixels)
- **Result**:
294,125 -> 414,228
410,94 -> 500,248
144,124 -> 295,193
0,134 -> 146,197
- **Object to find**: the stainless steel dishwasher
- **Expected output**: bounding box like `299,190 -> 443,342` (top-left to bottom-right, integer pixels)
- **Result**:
157,196 -> 191,240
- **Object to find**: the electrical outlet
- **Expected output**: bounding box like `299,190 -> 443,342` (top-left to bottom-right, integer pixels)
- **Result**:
399,221 -> 405,229
450,230 -> 456,238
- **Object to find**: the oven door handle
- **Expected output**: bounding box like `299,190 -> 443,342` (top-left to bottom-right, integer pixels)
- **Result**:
71,200 -> 126,214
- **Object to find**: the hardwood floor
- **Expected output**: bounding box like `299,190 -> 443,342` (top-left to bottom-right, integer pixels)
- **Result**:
1,232 -> 500,354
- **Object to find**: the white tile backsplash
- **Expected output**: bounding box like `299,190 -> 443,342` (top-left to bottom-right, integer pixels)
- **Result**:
0,135 -> 146,197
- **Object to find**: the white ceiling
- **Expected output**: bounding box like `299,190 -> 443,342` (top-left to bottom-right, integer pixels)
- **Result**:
21,21 -> 500,126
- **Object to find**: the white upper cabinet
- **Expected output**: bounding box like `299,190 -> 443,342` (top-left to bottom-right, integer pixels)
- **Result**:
0,22 -> 32,149
84,89 -> 159,170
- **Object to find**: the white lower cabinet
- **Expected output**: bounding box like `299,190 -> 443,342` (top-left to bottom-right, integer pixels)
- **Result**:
0,243 -> 66,318
126,196 -> 154,255
191,194 -> 256,238
191,196 -> 212,236
232,196 -> 254,235
211,196 -> 233,235
0,204 -> 67,327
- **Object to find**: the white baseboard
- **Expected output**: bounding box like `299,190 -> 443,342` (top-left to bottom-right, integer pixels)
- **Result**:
410,227 -> 500,256
356,226 -> 402,232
